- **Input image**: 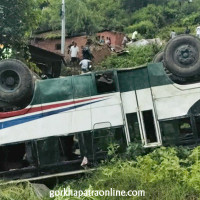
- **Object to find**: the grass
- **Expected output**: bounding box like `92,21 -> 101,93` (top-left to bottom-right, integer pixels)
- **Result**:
49,146 -> 200,200
0,182 -> 40,200
0,146 -> 200,200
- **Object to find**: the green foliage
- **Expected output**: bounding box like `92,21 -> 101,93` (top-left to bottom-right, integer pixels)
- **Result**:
86,0 -> 129,32
27,61 -> 42,74
0,0 -> 44,59
98,44 -> 162,70
52,146 -> 200,200
157,25 -> 186,40
124,0 -> 200,39
125,4 -> 166,38
181,13 -> 200,26
125,20 -> 155,38
0,182 -> 39,200
1,146 -> 200,200
39,0 -> 128,35
107,143 -> 120,158
125,142 -> 152,160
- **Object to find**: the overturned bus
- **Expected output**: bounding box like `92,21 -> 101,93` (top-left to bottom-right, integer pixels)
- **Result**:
0,35 -> 200,180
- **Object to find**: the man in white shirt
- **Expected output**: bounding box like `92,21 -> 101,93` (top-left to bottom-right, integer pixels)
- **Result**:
132,31 -> 138,42
70,42 -> 79,63
170,30 -> 176,39
196,25 -> 200,38
79,59 -> 92,73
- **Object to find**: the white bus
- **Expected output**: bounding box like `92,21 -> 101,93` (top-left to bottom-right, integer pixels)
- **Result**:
0,35 -> 200,180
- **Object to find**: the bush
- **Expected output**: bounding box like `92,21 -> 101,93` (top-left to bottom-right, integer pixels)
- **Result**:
0,182 -> 39,200
125,20 -> 155,38
97,44 -> 162,70
181,13 -> 200,26
53,146 -> 200,200
125,142 -> 151,160
157,25 -> 186,40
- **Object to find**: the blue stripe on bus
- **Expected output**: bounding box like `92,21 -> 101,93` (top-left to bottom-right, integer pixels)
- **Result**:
0,99 -> 105,130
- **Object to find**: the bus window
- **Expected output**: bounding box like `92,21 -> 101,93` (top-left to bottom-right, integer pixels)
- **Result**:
178,118 -> 193,140
160,120 -> 177,145
37,138 -> 60,166
93,128 -> 113,157
92,126 -> 126,160
59,134 -> 81,161
113,127 -> 126,152
126,113 -> 141,142
160,117 -> 194,145
95,72 -> 116,93
77,131 -> 93,159
142,110 -> 157,143
0,142 -> 35,172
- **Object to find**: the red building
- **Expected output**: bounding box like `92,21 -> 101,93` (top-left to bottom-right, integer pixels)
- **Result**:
30,30 -> 124,63
97,31 -> 124,47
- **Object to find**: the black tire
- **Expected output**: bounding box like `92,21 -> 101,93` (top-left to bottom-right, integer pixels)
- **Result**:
164,34 -> 200,78
0,59 -> 34,106
153,51 -> 164,63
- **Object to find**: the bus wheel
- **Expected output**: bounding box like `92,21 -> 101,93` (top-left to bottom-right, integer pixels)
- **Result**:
153,51 -> 164,63
0,59 -> 34,106
164,34 -> 200,78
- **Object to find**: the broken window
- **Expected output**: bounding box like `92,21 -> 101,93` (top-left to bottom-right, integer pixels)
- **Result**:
93,128 -> 113,157
92,126 -> 126,160
160,117 -> 194,145
178,118 -> 193,141
59,134 -> 81,161
0,142 -> 35,172
95,72 -> 116,93
126,113 -> 141,142
113,127 -> 126,152
142,110 -> 158,143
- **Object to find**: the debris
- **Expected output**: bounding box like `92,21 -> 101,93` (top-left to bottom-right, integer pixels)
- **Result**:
32,183 -> 50,199
127,38 -> 163,47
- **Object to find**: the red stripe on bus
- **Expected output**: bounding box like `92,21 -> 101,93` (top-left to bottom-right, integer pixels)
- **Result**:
0,97 -> 104,119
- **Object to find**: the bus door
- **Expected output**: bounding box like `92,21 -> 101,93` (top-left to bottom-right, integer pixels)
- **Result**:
134,89 -> 162,147
133,69 -> 162,147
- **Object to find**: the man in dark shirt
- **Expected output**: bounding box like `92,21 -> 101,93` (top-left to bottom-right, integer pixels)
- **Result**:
185,26 -> 191,34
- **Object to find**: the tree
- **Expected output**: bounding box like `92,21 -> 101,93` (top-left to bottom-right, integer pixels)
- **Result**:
0,0 -> 43,59
39,0 -> 129,35
85,0 -> 128,31
120,0 -> 169,12
39,0 -> 101,35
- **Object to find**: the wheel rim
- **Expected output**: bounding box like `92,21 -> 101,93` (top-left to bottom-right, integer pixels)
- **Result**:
175,45 -> 198,66
0,70 -> 20,91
